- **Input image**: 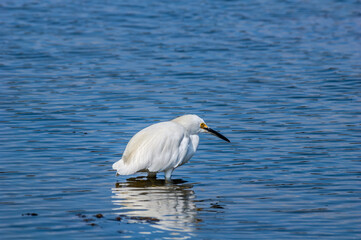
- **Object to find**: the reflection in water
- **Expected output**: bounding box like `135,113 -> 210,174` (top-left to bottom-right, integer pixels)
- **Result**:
111,177 -> 199,233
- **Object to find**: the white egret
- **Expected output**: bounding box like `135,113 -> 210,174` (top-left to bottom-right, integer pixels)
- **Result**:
112,114 -> 230,181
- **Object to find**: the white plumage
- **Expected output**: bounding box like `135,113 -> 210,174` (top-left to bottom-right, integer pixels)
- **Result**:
112,114 -> 229,181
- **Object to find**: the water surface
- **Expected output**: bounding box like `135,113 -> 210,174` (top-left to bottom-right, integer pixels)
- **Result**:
1,0 -> 361,239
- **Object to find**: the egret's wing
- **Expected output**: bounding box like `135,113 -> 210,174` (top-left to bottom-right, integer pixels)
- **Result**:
175,134 -> 198,168
121,121 -> 187,173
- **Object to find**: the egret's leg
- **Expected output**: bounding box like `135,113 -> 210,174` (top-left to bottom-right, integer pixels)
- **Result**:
164,169 -> 174,182
147,172 -> 157,179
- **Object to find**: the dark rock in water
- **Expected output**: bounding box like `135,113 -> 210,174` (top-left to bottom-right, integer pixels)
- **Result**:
83,218 -> 94,222
94,213 -> 103,218
210,203 -> 224,209
115,214 -> 127,221
129,216 -> 160,223
22,213 -> 38,216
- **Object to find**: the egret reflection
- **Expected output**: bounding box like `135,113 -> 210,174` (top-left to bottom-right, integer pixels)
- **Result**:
111,177 -> 199,232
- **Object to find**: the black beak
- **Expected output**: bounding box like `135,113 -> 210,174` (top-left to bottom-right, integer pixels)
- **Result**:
204,128 -> 230,142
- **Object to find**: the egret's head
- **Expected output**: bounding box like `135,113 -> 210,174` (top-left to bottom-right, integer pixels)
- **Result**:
172,115 -> 230,142
199,121 -> 230,142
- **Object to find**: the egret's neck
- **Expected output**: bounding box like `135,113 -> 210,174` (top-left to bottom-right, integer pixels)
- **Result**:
171,116 -> 201,135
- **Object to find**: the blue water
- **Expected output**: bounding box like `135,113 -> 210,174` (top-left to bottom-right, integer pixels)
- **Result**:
1,0 -> 361,239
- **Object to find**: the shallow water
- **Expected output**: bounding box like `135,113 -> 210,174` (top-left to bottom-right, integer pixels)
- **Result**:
1,0 -> 361,239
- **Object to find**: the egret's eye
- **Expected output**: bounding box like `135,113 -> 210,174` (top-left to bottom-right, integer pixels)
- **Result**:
200,123 -> 206,128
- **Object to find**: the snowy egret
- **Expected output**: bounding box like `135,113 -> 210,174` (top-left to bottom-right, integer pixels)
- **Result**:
112,114 -> 230,181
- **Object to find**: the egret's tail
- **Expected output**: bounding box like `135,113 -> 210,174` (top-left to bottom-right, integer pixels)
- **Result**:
112,159 -> 138,175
